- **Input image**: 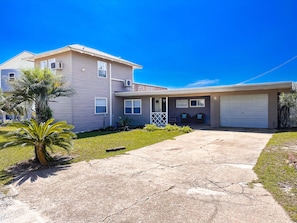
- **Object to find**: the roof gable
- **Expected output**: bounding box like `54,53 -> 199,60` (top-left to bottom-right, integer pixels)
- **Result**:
0,51 -> 35,70
31,44 -> 142,69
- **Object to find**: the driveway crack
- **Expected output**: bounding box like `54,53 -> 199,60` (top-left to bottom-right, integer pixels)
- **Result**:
101,185 -> 175,222
198,139 -> 222,163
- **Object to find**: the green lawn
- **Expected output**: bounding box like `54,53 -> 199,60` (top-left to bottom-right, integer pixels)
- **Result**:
0,126 -> 183,186
254,130 -> 297,222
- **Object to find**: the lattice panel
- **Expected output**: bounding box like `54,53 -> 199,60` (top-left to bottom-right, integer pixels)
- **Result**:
151,112 -> 167,126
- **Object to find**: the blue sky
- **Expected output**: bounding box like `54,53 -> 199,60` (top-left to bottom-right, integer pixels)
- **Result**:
0,0 -> 296,88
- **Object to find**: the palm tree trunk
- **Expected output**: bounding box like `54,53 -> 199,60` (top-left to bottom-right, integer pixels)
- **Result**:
279,105 -> 291,128
35,100 -> 52,124
35,144 -> 48,166
34,143 -> 52,163
34,148 -> 40,163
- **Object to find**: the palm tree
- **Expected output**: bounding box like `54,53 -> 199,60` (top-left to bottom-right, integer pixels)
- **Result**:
5,68 -> 75,163
279,92 -> 297,128
0,90 -> 6,122
8,68 -> 74,124
5,118 -> 76,165
0,90 -> 26,122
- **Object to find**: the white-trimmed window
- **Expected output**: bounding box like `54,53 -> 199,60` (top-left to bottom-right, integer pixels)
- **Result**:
190,99 -> 205,107
124,99 -> 141,114
40,60 -> 48,69
176,99 -> 188,108
48,58 -> 56,74
97,61 -> 107,78
95,98 -> 108,114
40,58 -> 56,74
8,73 -> 15,81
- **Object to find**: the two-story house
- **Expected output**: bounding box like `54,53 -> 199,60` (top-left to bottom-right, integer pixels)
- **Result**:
29,44 -> 166,132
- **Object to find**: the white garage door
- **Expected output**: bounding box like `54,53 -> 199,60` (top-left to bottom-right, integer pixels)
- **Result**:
220,94 -> 268,128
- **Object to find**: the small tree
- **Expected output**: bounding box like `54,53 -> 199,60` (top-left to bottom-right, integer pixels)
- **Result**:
8,68 -> 74,124
279,92 -> 297,128
5,118 -> 76,165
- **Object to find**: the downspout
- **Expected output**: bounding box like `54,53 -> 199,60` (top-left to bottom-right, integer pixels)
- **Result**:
109,63 -> 113,126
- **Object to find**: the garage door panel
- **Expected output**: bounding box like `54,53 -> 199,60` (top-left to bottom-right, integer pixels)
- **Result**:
220,94 -> 268,128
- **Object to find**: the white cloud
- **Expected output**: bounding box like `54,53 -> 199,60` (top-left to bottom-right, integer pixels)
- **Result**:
187,79 -> 220,88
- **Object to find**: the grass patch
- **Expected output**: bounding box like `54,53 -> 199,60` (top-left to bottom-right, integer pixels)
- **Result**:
254,131 -> 297,222
0,126 -> 183,186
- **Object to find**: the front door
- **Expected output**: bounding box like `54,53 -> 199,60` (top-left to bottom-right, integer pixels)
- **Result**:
150,97 -> 168,126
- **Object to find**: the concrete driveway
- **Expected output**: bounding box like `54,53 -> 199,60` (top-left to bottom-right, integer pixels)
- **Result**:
1,129 -> 293,223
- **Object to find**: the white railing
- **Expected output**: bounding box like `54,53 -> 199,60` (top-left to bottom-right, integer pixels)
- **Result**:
151,112 -> 167,126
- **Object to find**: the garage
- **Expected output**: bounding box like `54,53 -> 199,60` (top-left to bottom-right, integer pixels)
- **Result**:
220,94 -> 268,128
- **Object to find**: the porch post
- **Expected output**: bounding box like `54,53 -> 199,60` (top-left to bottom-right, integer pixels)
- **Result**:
166,97 -> 168,124
149,97 -> 152,124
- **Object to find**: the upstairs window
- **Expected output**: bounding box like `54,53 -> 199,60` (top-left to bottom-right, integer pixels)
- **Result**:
40,60 -> 48,69
48,58 -> 56,74
124,99 -> 141,115
95,98 -> 107,114
98,61 -> 107,78
9,73 -> 15,81
190,99 -> 205,107
40,58 -> 56,74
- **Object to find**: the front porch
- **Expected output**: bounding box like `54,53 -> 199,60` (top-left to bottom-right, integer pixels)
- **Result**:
150,96 -> 211,127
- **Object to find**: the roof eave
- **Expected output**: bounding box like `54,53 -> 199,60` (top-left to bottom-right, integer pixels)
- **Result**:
115,81 -> 294,97
1,51 -> 35,66
28,45 -> 142,69
26,46 -> 70,62
68,46 -> 142,69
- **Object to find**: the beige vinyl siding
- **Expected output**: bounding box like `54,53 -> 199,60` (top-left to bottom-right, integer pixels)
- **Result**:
111,80 -> 125,126
110,62 -> 136,126
70,52 -> 109,131
34,50 -> 137,132
70,52 -> 136,132
35,52 -> 73,125
111,62 -> 133,81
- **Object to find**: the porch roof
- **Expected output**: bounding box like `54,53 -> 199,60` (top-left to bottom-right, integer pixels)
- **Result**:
115,81 -> 294,97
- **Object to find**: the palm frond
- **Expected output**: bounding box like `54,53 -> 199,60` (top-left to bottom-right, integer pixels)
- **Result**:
5,119 -> 76,156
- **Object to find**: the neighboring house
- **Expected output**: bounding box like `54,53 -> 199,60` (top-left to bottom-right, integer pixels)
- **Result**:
0,51 -> 35,122
2,45 -> 296,130
0,51 -> 35,92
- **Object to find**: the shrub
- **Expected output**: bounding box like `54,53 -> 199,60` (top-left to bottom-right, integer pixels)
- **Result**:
180,125 -> 192,133
144,124 -> 192,133
144,124 -> 160,132
119,116 -> 133,127
164,124 -> 180,131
